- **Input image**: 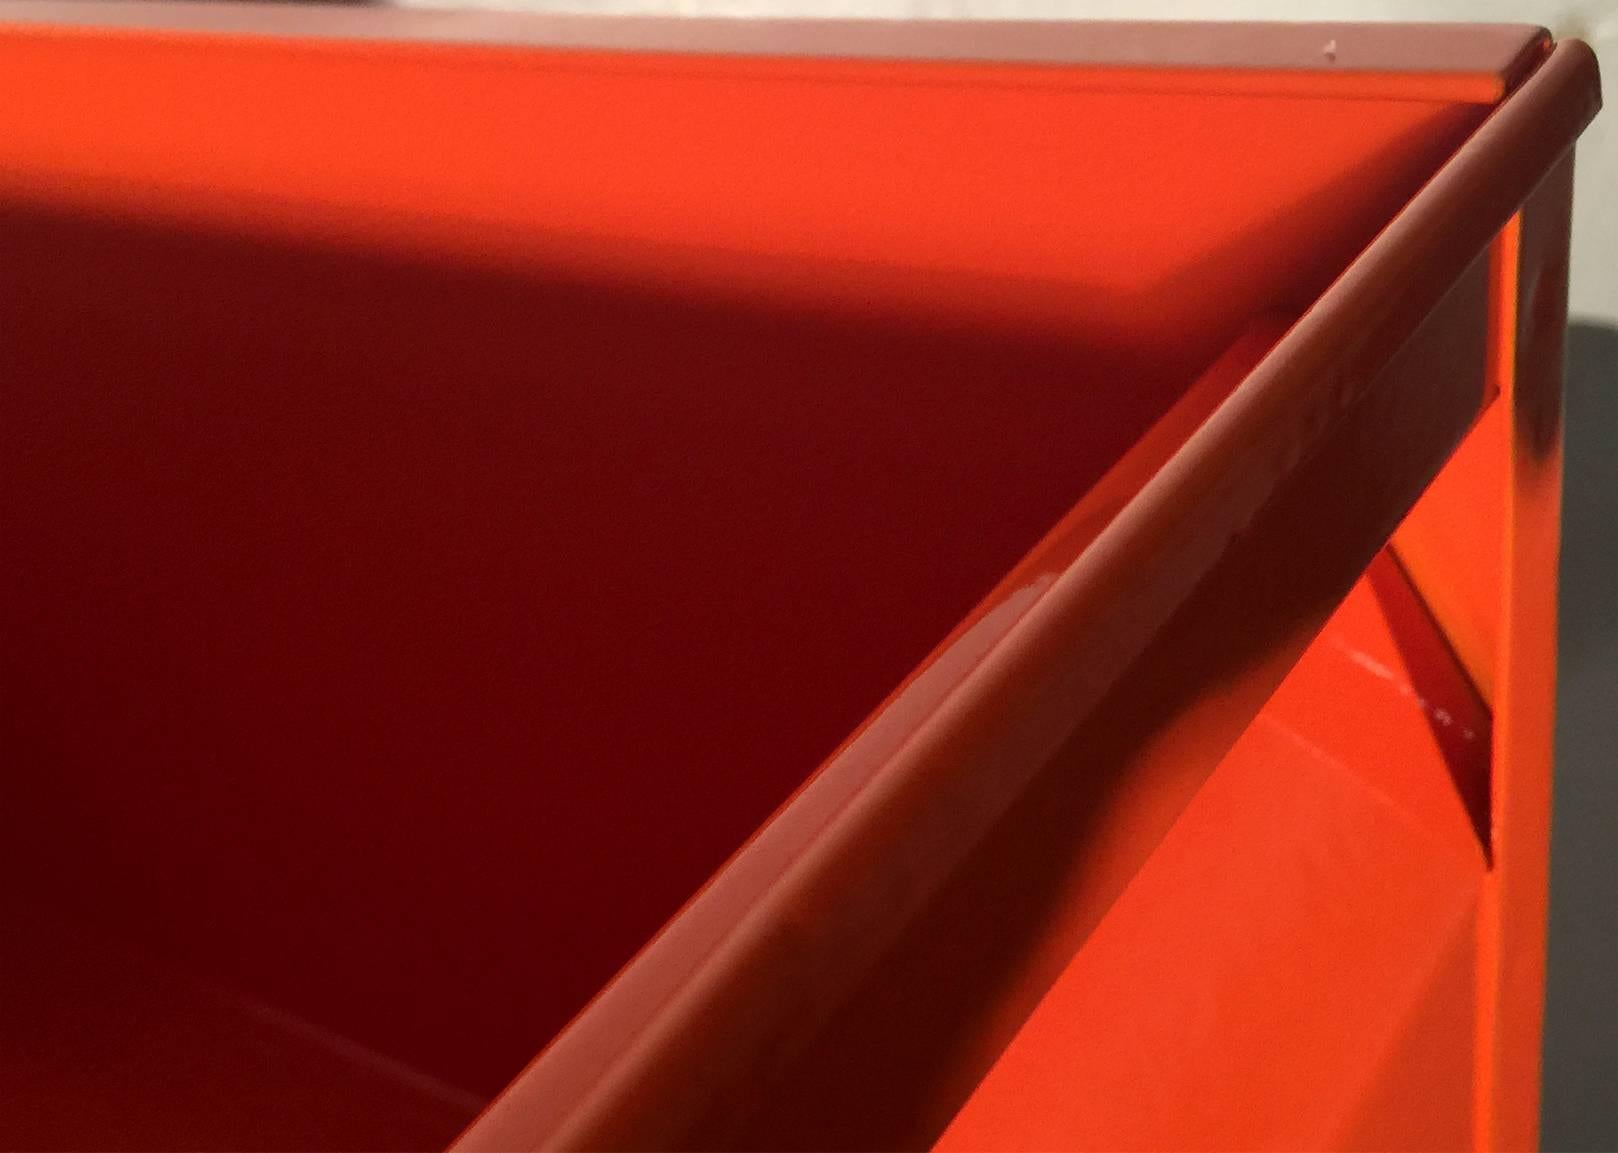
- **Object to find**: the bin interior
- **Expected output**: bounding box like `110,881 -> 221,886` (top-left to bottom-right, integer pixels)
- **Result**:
0,35 -> 1494,1151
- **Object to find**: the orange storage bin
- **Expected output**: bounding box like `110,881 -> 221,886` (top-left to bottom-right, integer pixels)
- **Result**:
0,8 -> 1600,1150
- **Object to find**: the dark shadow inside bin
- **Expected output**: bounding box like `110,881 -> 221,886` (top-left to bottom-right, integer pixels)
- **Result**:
0,85 -> 1487,1151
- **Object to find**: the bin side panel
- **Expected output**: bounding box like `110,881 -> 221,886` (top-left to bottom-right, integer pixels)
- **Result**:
0,27 -> 1492,380
1478,149 -> 1576,1153
495,234 -> 1491,1153
0,35 -> 1491,1102
936,574 -> 1483,1151
1392,399 -> 1507,705
0,202 -> 1159,1093
457,42 -> 1597,1153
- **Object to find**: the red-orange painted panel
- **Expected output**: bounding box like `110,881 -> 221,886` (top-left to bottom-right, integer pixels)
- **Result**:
0,11 -> 1598,1152
1477,150 -> 1578,1153
937,575 -> 1484,1149
1263,551 -> 1491,865
1324,914 -> 1480,1153
1393,331 -> 1509,705
462,38 -> 1598,1144
0,907 -> 480,1152
459,145 -> 1511,1149
0,17 -> 1502,419
932,560 -> 1492,1152
0,19 -> 1502,1103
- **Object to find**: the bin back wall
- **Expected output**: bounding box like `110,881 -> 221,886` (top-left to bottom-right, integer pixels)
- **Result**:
0,32 -> 1489,1093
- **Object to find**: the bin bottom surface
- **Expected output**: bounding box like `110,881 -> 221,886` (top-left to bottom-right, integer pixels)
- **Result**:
0,907 -> 484,1152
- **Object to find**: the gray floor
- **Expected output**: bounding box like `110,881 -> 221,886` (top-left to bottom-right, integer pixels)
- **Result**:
1542,321 -> 1618,1152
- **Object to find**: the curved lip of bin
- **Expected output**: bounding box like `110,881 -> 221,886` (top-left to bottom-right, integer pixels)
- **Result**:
0,9 -> 1597,1149
441,28 -> 1598,1153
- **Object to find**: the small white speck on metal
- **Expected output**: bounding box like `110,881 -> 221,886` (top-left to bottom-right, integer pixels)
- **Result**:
1323,38 -> 1338,62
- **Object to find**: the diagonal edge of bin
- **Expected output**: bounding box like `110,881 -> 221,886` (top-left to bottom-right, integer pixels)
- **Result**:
439,27 -> 1602,1153
0,10 -> 1600,1151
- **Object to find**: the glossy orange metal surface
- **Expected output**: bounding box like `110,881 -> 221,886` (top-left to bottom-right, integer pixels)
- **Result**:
1479,151 -> 1578,1153
0,8 -> 1599,1152
1392,144 -> 1579,1153
938,561 -> 1487,1151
